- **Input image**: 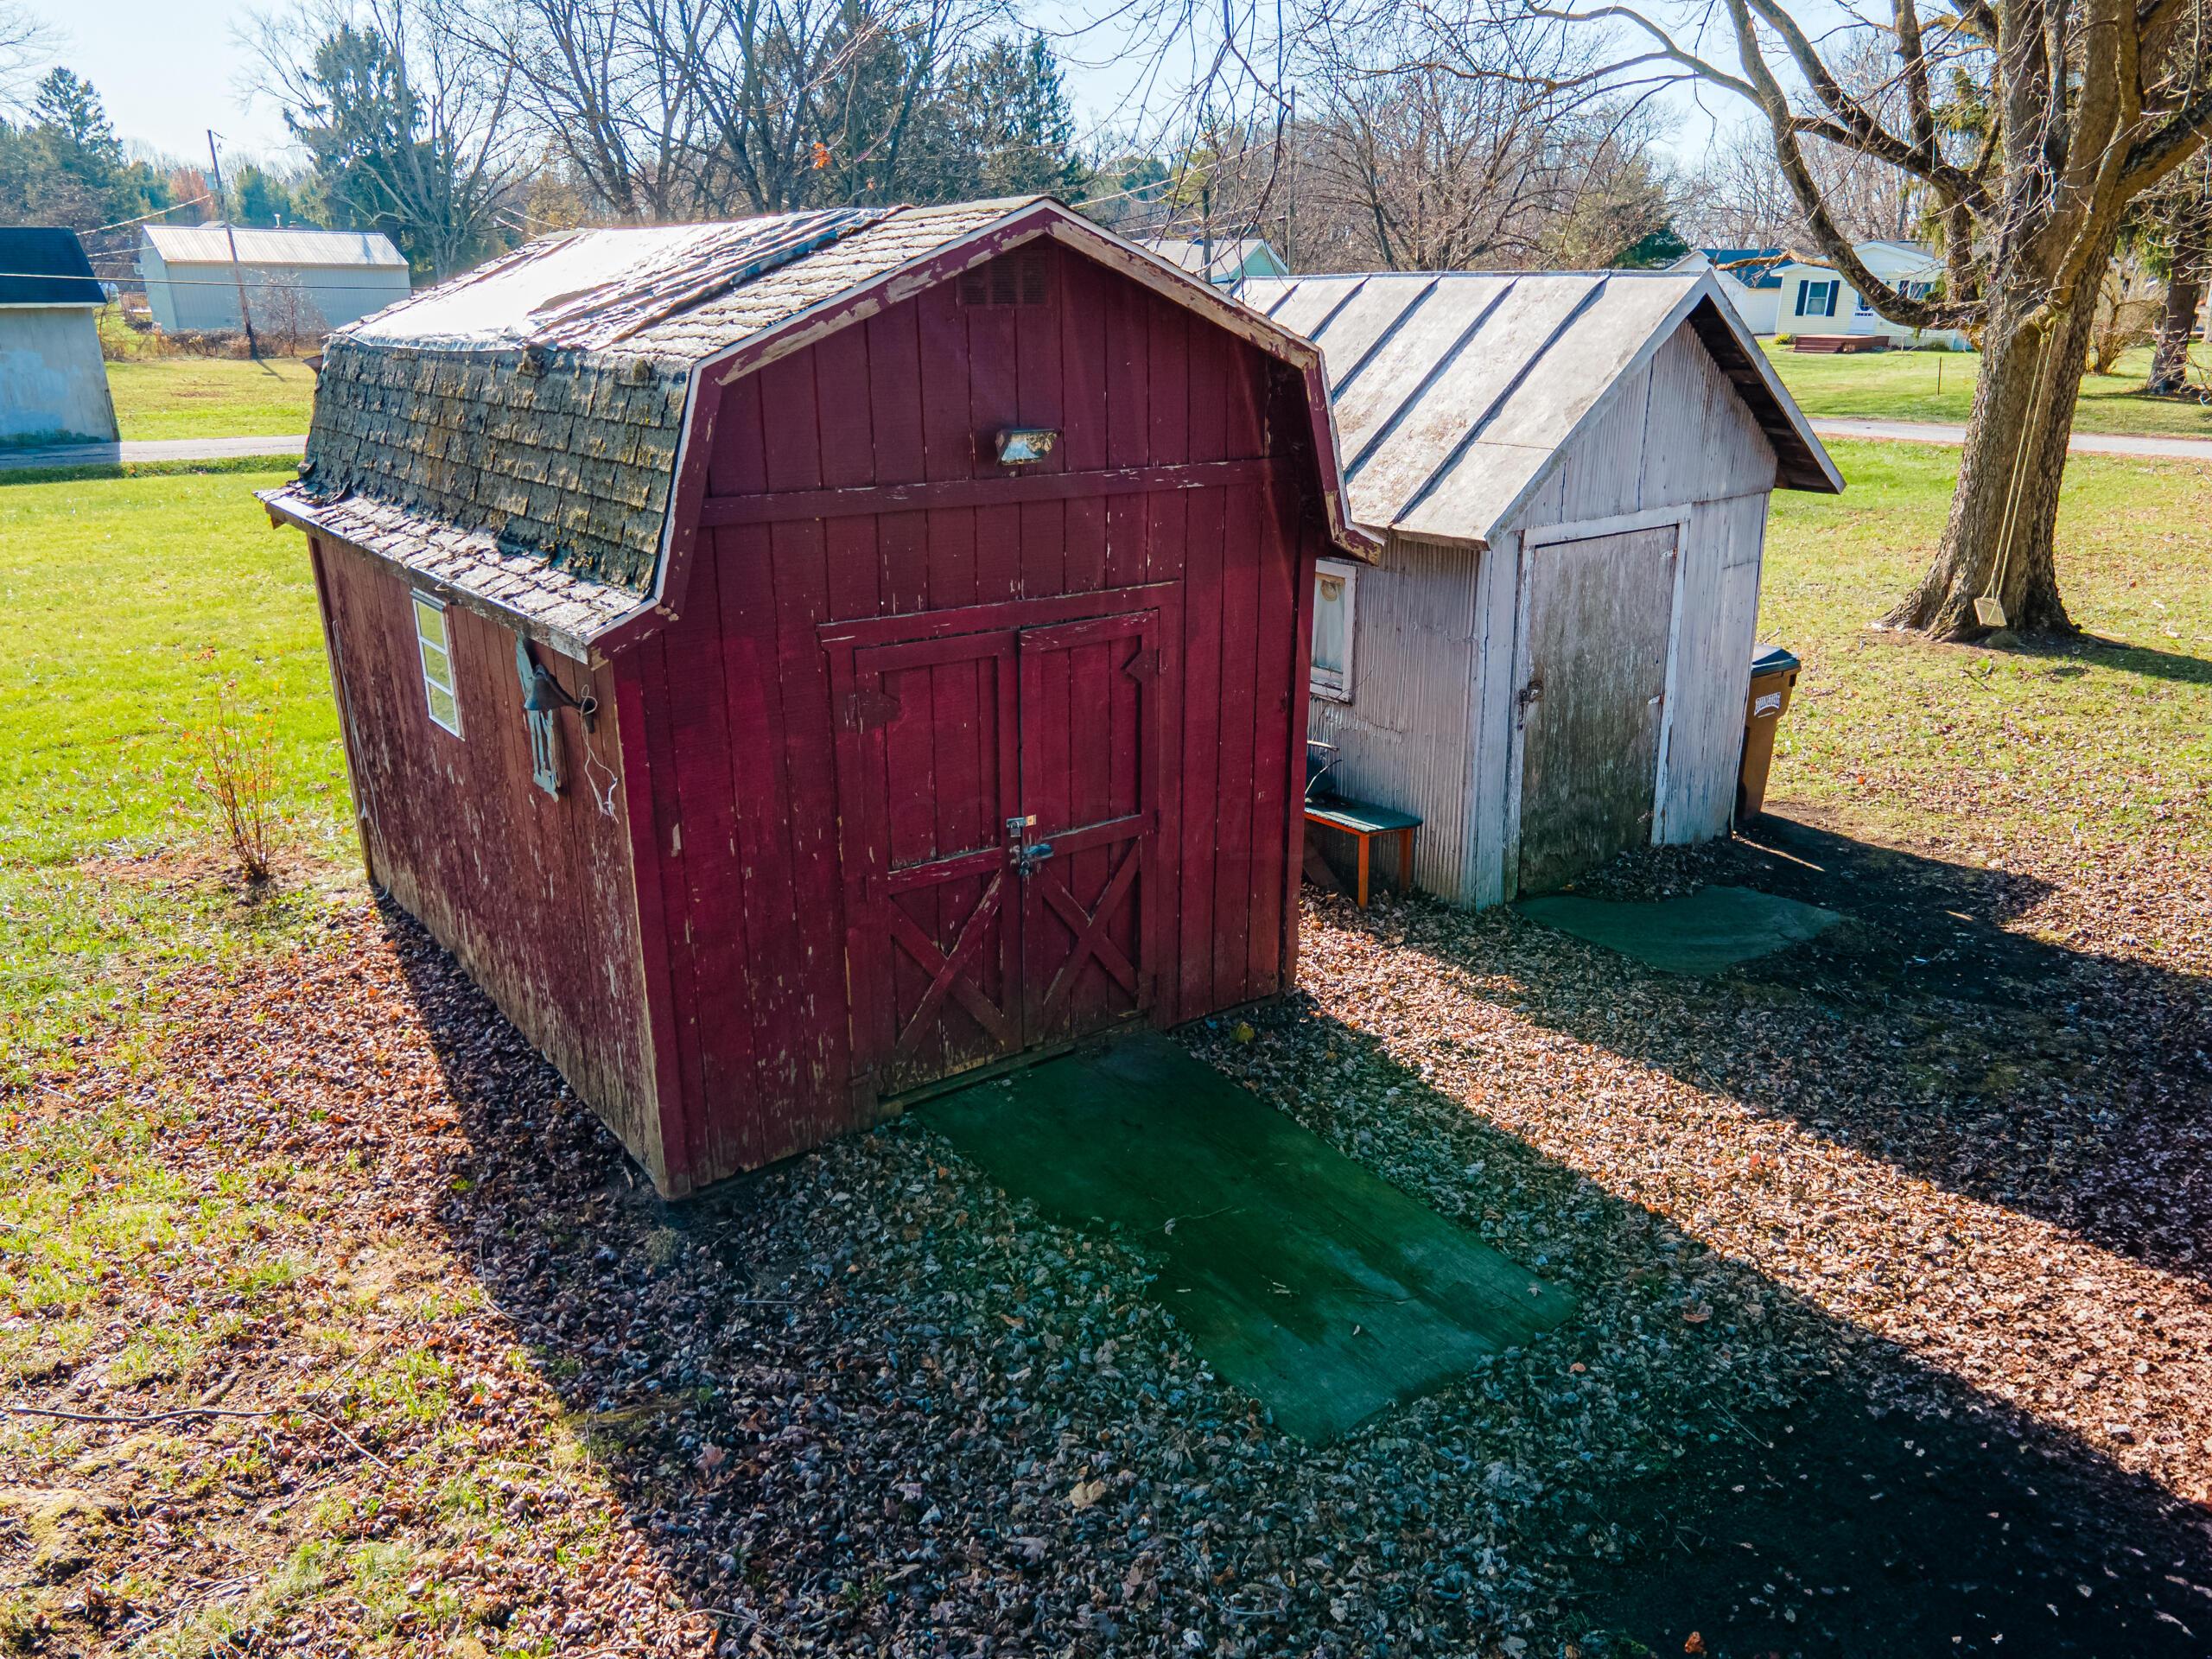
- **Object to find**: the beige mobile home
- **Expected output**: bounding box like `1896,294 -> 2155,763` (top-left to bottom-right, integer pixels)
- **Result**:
1242,269 -> 1842,906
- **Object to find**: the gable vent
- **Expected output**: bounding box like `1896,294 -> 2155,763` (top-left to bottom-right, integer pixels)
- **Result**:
960,252 -> 1050,308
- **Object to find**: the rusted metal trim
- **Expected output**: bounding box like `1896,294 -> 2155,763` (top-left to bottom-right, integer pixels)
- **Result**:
700,457 -> 1284,528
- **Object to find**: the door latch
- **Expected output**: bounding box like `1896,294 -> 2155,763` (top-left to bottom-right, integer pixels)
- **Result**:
1517,678 -> 1544,710
1006,814 -> 1054,878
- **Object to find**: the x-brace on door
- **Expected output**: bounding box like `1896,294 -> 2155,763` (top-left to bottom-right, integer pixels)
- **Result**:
829,601 -> 1161,1102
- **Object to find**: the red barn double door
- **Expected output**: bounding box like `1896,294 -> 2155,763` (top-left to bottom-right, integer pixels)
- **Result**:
827,594 -> 1166,1101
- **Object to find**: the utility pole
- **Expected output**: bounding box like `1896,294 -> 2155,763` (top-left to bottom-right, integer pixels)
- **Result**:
207,130 -> 260,361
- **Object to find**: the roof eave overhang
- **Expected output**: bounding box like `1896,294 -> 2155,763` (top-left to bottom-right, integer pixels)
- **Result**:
257,486 -> 620,665
1678,283 -> 1845,494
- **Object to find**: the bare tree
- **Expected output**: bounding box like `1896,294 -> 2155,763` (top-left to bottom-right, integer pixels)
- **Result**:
248,0 -> 528,279
1294,14 -> 1678,270
2139,150 -> 2212,391
473,0 -> 721,219
1492,0 -> 2212,639
0,1 -> 57,112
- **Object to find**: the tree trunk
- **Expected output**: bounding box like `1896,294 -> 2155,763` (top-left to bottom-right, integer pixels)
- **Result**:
1882,292 -> 2101,640
2147,222 -> 2207,394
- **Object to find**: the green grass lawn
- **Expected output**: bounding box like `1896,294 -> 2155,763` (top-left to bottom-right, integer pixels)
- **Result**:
105,357 -> 320,442
1764,340 -> 2212,441
0,464 -> 349,1074
1762,439 -> 2212,855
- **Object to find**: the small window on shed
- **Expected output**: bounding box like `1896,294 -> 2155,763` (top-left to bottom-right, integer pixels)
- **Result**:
412,593 -> 463,736
959,252 -> 1050,308
1311,559 -> 1358,702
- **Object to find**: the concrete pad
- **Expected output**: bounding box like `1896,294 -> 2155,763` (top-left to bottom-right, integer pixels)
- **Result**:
1516,884 -> 1841,975
925,1032 -> 1573,1442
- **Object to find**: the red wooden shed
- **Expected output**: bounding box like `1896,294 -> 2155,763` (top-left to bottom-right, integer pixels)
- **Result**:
261,197 -> 1372,1197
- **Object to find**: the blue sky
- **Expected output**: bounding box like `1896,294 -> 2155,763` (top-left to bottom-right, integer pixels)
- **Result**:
38,0 -> 1729,174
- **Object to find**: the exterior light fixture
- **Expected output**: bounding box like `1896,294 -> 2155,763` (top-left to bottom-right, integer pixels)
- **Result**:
995,428 -> 1058,466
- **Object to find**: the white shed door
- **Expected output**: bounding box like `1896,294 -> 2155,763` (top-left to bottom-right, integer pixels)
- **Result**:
1514,525 -> 1678,895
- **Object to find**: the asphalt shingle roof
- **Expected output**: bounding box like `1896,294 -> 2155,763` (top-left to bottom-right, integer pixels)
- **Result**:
0,227 -> 104,306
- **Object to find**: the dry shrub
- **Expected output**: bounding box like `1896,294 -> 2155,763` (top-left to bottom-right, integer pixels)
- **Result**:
183,673 -> 283,885
2089,262 -> 2160,373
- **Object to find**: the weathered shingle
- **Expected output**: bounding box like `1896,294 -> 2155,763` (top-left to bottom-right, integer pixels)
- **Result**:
264,199 -> 1039,639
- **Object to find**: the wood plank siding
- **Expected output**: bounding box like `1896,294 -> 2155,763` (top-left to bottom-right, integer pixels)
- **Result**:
310,535 -> 668,1179
632,240 -> 1325,1189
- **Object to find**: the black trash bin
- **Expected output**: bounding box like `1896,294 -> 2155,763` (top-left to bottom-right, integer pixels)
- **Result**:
1737,643 -> 1801,822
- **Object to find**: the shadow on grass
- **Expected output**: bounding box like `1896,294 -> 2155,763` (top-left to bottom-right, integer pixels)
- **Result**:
1443,814 -> 2212,1287
375,888 -> 2212,1658
1989,629 -> 2212,687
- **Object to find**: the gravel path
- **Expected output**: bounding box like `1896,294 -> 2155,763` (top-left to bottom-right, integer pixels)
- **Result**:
10,812 -> 2210,1656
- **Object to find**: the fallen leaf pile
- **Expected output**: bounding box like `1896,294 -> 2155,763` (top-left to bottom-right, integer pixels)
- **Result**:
3,801 -> 2209,1656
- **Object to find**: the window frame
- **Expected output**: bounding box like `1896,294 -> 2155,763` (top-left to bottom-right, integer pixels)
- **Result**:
411,592 -> 464,738
1310,556 -> 1359,702
1796,278 -> 1839,318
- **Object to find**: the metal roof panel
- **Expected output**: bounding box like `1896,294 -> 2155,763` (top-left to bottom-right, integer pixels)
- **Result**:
142,224 -> 408,268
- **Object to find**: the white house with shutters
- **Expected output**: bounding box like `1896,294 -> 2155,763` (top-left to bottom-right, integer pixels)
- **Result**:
1775,239 -> 1970,348
1239,267 -> 1842,906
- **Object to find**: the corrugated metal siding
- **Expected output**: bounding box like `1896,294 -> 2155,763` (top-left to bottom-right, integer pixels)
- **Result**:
1307,532 -> 1480,901
143,253 -> 412,334
1242,270 -> 1837,543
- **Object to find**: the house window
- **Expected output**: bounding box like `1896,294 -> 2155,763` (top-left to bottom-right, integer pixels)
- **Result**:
1855,289 -> 1875,315
1311,558 -> 1357,701
1796,279 -> 1838,318
412,593 -> 463,736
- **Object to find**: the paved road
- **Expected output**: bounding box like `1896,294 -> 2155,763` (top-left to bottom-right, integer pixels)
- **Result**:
1813,416 -> 2212,461
9,420 -> 2208,476
0,433 -> 308,474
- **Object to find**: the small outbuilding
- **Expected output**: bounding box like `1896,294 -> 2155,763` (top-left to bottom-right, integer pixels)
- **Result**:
141,224 -> 410,336
1240,268 -> 1841,906
0,227 -> 118,445
1137,235 -> 1290,292
261,197 -> 1370,1197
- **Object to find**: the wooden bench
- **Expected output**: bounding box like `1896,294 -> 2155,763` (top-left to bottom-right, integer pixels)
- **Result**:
1304,798 -> 1421,907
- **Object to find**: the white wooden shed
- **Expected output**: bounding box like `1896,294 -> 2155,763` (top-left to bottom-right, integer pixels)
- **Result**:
1240,269 -> 1841,905
140,225 -> 411,337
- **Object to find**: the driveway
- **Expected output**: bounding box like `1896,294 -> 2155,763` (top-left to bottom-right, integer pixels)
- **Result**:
0,434 -> 307,474
1813,416 -> 2212,461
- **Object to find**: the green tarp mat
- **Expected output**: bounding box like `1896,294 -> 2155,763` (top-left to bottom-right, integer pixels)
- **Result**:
925,1033 -> 1573,1442
1516,883 -> 1842,975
